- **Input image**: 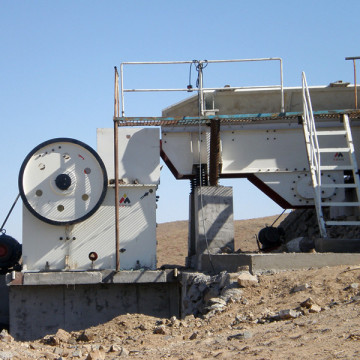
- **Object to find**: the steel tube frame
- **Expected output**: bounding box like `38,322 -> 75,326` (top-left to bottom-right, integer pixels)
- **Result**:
119,58 -> 284,116
114,67 -> 120,271
345,57 -> 360,110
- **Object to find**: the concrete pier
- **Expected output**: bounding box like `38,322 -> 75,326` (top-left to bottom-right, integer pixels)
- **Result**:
8,270 -> 180,341
0,275 -> 9,327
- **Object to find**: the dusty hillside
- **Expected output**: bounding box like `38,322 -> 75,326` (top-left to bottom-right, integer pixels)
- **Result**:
157,214 -> 286,267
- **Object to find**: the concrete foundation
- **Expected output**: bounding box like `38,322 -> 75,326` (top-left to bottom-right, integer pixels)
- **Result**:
6,251 -> 360,341
315,238 -> 360,253
189,186 -> 234,269
199,253 -> 360,274
0,275 -> 9,326
8,270 -> 180,341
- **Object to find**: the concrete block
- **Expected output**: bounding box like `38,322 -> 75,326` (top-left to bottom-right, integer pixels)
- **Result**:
22,271 -> 102,285
315,238 -> 360,253
194,186 -> 234,256
199,253 -> 360,274
9,281 -> 180,341
0,275 -> 9,325
109,270 -> 168,283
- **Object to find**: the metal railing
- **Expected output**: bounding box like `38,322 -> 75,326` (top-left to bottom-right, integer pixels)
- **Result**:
119,58 -> 285,117
302,71 -> 326,237
345,56 -> 360,109
302,72 -> 321,185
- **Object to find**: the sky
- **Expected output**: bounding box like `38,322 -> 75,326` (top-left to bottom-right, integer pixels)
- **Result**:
0,0 -> 359,243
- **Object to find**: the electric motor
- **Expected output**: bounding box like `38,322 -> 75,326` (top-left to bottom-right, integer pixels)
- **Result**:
0,232 -> 22,271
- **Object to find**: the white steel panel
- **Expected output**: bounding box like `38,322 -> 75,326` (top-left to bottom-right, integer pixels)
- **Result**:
97,128 -> 160,184
22,186 -> 157,271
161,123 -> 360,176
256,171 -> 345,206
221,128 -> 309,173
161,129 -> 209,175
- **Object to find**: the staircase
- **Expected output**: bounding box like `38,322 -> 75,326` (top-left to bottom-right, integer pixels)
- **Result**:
302,72 -> 360,238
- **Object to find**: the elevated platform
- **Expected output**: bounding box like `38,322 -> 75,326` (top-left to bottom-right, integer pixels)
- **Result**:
114,109 -> 360,127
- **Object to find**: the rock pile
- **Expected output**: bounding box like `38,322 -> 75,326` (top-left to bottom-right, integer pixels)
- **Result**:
278,209 -> 360,250
181,270 -> 258,318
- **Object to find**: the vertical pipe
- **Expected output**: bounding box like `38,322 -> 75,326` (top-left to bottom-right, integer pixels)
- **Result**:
114,67 -> 120,272
354,59 -> 358,110
114,121 -> 120,271
209,119 -> 220,186
120,63 -> 125,116
279,59 -> 284,113
345,57 -> 360,110
198,62 -> 204,116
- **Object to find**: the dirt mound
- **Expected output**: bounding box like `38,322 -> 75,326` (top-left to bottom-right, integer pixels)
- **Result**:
157,215 -> 286,267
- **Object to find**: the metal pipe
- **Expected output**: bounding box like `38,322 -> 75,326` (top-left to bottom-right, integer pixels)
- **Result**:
120,63 -> 125,116
198,61 -> 204,116
345,57 -> 360,110
279,59 -> 284,112
121,57 -> 282,65
354,60 -> 358,109
123,85 -> 283,92
114,67 -> 120,272
120,57 -> 285,113
0,194 -> 20,231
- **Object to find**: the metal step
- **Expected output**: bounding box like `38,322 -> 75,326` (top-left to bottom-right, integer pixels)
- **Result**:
321,201 -> 360,206
326,221 -> 360,226
316,130 -> 347,136
317,147 -> 350,153
321,183 -> 357,189
319,165 -> 355,171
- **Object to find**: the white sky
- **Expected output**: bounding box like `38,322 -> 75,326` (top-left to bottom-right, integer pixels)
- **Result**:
0,0 -> 359,242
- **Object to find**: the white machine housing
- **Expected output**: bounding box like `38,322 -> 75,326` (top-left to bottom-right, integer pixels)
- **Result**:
161,120 -> 360,207
21,128 -> 160,272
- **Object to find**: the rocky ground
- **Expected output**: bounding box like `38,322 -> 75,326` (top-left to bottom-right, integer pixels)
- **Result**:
1,265 -> 360,359
1,213 -> 360,359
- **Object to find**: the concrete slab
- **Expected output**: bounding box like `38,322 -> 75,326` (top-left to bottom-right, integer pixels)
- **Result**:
103,270 -> 170,283
199,253 -> 360,274
315,238 -> 360,253
7,270 -> 176,286
22,271 -> 102,285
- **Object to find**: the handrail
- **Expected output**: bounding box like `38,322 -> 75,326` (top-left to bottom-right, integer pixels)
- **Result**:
302,72 -> 321,191
119,58 -> 284,117
302,72 -> 326,237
